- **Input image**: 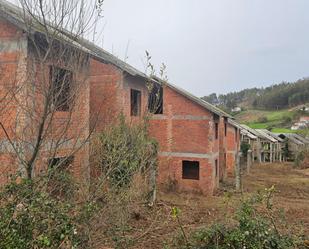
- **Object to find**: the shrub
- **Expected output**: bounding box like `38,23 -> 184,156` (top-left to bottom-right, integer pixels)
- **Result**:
258,116 -> 268,123
0,114 -> 160,249
0,179 -> 80,249
283,116 -> 292,125
240,142 -> 251,157
295,148 -> 309,169
172,187 -> 306,249
92,113 -> 158,190
84,114 -> 159,247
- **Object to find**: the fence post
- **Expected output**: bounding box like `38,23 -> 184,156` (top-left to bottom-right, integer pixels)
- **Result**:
235,151 -> 243,192
247,149 -> 252,174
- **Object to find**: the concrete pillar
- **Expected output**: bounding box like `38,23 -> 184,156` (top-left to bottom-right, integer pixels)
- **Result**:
235,151 -> 243,192
257,139 -> 262,163
277,144 -> 280,162
251,152 -> 254,163
247,149 -> 252,174
261,148 -> 265,163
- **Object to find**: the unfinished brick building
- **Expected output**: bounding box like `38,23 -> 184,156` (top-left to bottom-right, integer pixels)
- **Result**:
89,58 -> 236,194
0,0 -> 240,195
0,1 -> 90,184
148,81 -> 233,194
90,63 -> 238,194
225,119 -> 241,176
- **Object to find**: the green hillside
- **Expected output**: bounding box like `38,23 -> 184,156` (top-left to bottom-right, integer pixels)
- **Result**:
233,107 -> 308,133
202,78 -> 309,111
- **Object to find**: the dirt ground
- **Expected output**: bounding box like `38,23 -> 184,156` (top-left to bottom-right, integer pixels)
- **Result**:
124,163 -> 309,248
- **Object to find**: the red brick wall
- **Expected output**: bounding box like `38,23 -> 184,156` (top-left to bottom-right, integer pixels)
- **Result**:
0,19 -> 90,185
0,18 -> 232,196
226,124 -> 240,175
89,60 -> 149,131
88,60 -> 149,179
218,117 -> 227,181
157,156 -> 214,194
0,18 -> 27,184
149,86 -> 219,195
0,18 -> 235,194
89,59 -> 123,132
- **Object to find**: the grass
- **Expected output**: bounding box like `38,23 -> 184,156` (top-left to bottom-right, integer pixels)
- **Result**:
246,123 -> 268,129
235,108 -> 299,132
271,128 -> 296,133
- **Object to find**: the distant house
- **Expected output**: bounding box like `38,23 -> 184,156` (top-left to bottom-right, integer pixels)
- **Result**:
231,107 -> 241,112
291,116 -> 309,130
299,106 -> 309,112
299,116 -> 309,123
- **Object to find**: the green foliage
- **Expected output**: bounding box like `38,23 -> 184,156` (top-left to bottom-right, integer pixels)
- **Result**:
96,114 -> 158,189
202,93 -> 219,106
271,128 -> 296,134
294,148 -> 309,169
258,116 -> 268,123
202,78 -> 309,110
282,140 -> 291,160
173,187 -> 306,249
47,167 -> 76,199
248,122 -> 269,129
240,142 -> 251,156
243,109 -> 297,132
0,179 -> 79,249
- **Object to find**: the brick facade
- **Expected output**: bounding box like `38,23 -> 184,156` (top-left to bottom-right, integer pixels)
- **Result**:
0,18 -> 90,184
225,123 -> 240,176
0,8 -> 240,195
148,86 -> 220,195
0,18 -> 26,184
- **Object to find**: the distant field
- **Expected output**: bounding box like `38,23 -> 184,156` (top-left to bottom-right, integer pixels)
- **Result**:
271,128 -> 296,133
234,108 -> 300,132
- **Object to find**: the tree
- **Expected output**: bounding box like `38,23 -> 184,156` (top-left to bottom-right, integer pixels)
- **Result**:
0,0 -> 103,180
202,93 -> 218,105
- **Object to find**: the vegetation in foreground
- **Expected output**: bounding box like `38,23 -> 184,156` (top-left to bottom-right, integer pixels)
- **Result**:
171,187 -> 307,249
0,115 -> 158,248
1,160 -> 309,248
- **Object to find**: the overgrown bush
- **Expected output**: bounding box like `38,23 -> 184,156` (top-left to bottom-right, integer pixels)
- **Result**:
0,178 -> 80,249
172,187 -> 307,249
240,141 -> 251,157
258,116 -> 268,123
282,140 -> 291,161
92,113 -> 158,190
0,114 -> 159,249
84,114 -> 159,247
295,148 -> 309,169
47,167 -> 77,199
282,116 -> 292,125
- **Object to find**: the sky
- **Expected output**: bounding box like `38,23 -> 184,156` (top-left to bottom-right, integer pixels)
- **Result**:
9,0 -> 309,96
94,0 -> 309,97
